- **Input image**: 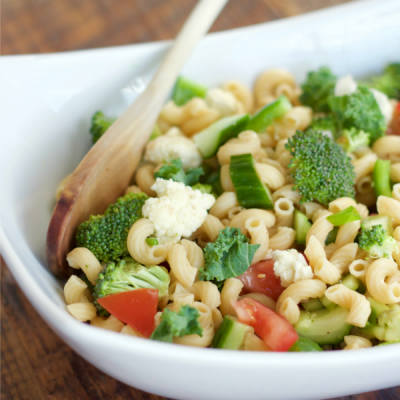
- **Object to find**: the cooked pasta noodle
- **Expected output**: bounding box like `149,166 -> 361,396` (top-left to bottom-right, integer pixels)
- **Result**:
276,279 -> 326,316
91,315 -> 125,332
329,243 -> 358,274
349,259 -> 370,284
220,278 -> 244,317
121,325 -> 147,338
365,259 -> 400,304
67,302 -> 97,322
209,192 -> 238,219
255,163 -> 285,190
238,292 -> 276,311
66,247 -> 102,285
127,218 -> 168,266
343,335 -> 372,350
135,164 -> 157,197
167,244 -> 198,288
324,284 -> 371,327
269,227 -> 296,251
245,217 -> 269,263
230,209 -> 276,234
217,131 -> 261,165
377,196 -> 400,226
306,212 -> 334,247
64,275 -> 89,305
278,297 -> 300,325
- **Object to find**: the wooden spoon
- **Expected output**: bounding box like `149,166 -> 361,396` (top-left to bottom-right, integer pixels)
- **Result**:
46,0 -> 228,278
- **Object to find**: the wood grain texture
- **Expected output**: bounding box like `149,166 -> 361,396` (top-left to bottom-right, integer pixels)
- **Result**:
1,0 -> 399,399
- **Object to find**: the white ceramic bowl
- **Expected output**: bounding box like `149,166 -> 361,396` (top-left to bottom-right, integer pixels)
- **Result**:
1,1 -> 400,399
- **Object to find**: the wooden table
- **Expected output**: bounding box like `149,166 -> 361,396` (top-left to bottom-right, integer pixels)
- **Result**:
1,0 -> 400,399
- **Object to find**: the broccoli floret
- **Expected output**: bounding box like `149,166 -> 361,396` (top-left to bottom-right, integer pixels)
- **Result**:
336,127 -> 370,153
154,158 -> 204,186
308,115 -> 338,139
299,67 -> 337,112
76,192 -> 148,263
191,183 -> 217,199
90,111 -> 116,144
328,86 -> 386,144
93,257 -> 170,316
358,225 -> 399,260
285,130 -> 356,206
364,63 -> 400,100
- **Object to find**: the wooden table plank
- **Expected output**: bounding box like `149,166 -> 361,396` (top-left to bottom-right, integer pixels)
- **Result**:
1,0 -> 399,399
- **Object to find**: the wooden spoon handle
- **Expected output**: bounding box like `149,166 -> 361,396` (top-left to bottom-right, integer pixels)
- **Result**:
46,0 -> 228,278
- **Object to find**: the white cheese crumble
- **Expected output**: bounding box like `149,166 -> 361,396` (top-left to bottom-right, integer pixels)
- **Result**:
142,178 -> 215,245
334,75 -> 358,97
369,88 -> 394,125
206,88 -> 241,117
144,132 -> 202,169
272,249 -> 313,287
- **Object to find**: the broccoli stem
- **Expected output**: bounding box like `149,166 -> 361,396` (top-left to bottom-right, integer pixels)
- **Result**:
373,159 -> 392,198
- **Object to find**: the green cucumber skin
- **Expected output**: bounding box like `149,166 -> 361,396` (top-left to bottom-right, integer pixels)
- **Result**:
289,337 -> 323,352
172,77 -> 207,106
340,274 -> 360,291
319,295 -> 336,311
368,297 -> 390,325
294,307 -> 352,345
246,95 -> 292,133
211,316 -> 251,350
193,114 -> 250,159
361,215 -> 393,235
373,159 -> 392,198
301,298 -> 324,312
230,153 -> 274,209
294,209 -> 311,244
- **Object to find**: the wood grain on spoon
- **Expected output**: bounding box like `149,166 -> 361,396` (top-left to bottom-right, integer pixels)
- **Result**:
46,0 -> 228,278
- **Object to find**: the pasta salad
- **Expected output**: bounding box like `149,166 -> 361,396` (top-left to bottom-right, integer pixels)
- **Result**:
59,64 -> 400,352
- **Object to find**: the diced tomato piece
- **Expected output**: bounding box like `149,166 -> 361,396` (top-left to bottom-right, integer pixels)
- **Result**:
97,289 -> 158,337
232,298 -> 298,352
238,259 -> 284,301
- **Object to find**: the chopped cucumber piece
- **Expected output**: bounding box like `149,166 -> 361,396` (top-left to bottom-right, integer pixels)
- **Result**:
368,297 -> 390,325
294,307 -> 352,345
361,215 -> 393,235
289,336 -> 323,352
326,206 -> 361,226
246,95 -> 292,133
193,114 -> 250,158
211,316 -> 253,350
301,298 -> 324,312
340,273 -> 360,291
294,209 -> 311,244
378,339 -> 400,346
319,295 -> 336,311
230,153 -> 274,209
373,159 -> 392,198
172,76 -> 207,106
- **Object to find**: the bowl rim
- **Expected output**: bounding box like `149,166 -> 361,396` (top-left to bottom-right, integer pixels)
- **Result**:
1,0 -> 400,371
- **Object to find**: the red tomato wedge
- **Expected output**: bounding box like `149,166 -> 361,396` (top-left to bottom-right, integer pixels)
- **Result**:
97,289 -> 158,337
232,298 -> 298,352
238,260 -> 284,301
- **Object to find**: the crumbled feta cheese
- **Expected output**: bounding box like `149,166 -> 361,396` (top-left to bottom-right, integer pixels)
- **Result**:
144,134 -> 202,169
369,88 -> 394,125
142,178 -> 215,245
272,249 -> 313,287
334,75 -> 358,97
206,88 -> 241,117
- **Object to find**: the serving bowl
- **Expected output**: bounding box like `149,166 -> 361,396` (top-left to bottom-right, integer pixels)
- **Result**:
1,1 -> 400,399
